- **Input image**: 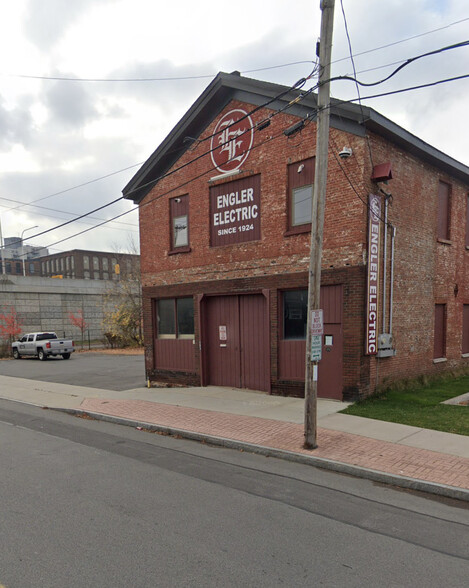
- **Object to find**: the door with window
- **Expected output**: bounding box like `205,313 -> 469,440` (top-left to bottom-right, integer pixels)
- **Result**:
278,285 -> 343,399
203,294 -> 269,392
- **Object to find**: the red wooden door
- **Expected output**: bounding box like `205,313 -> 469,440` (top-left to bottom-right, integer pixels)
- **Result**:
205,296 -> 240,387
240,294 -> 269,391
204,294 -> 269,391
318,324 -> 343,399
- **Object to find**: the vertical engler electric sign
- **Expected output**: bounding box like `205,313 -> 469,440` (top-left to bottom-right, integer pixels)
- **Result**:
365,193 -> 382,355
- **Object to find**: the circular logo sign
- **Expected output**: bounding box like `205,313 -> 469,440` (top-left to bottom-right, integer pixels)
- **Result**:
210,109 -> 254,173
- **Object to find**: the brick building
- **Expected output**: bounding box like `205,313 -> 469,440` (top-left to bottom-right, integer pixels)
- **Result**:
39,250 -> 139,281
124,72 -> 469,400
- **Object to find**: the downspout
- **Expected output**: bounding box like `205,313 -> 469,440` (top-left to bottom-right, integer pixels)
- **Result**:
389,225 -> 396,333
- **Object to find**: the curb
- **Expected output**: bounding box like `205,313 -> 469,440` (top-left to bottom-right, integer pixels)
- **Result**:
55,407 -> 469,503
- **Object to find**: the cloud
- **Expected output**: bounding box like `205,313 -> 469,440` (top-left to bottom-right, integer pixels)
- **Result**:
23,0 -> 117,51
43,76 -> 101,128
0,95 -> 35,150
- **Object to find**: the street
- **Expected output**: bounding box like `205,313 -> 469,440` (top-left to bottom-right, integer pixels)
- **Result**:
0,399 -> 468,587
0,351 -> 146,391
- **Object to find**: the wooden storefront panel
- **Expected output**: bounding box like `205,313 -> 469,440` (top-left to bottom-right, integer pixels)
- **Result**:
154,339 -> 195,372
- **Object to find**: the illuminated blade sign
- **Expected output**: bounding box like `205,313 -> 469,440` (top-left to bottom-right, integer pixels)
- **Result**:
366,193 -> 382,355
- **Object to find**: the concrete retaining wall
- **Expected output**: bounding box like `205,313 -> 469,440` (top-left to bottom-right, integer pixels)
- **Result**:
0,275 -> 119,343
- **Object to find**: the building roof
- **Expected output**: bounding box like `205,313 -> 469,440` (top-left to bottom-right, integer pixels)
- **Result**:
123,71 -> 469,204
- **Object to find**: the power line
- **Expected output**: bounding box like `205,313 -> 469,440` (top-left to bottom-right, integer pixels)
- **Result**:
41,63 -> 469,252
11,78 -> 318,250
330,40 -> 469,88
43,130 -> 286,250
3,16 -> 468,84
8,66 -> 469,251
339,0 -> 374,167
332,16 -> 469,65
1,162 -> 144,214
0,195 -> 138,229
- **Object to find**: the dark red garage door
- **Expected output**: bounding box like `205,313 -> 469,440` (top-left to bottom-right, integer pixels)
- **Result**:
203,294 -> 270,392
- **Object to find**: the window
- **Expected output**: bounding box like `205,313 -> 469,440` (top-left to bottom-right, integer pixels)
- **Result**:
463,305 -> 469,354
84,270 -> 90,279
66,256 -> 70,271
287,157 -> 314,234
102,257 -> 109,271
29,262 -> 35,274
434,303 -> 446,359
170,195 -> 189,251
437,181 -> 451,241
283,289 -> 308,339
93,256 -> 99,270
83,255 -> 89,270
6,262 -> 11,273
60,258 -> 64,272
15,262 -> 21,274
157,297 -> 194,339
103,272 -> 109,280
71,256 -> 75,270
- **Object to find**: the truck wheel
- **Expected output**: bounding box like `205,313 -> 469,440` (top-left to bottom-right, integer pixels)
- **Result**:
62,353 -> 71,360
38,349 -> 47,361
12,349 -> 21,359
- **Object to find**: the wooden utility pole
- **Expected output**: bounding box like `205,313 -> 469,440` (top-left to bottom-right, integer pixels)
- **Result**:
304,0 -> 335,449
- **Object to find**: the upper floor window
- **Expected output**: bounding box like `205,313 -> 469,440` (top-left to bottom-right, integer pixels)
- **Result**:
437,181 -> 451,241
170,195 -> 189,251
287,157 -> 314,234
93,256 -> 99,270
83,255 -> 89,270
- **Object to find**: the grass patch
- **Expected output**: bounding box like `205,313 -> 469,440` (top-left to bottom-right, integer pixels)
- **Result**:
341,375 -> 469,436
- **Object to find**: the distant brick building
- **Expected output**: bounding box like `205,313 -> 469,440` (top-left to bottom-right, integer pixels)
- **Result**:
124,72 -> 469,400
38,250 -> 139,281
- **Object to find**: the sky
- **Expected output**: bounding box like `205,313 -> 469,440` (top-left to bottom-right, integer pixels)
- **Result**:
0,0 -> 468,255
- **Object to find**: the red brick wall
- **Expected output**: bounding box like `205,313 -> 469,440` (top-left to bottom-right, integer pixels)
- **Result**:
138,97 -> 469,397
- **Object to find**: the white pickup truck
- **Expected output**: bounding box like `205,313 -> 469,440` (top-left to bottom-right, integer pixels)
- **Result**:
12,332 -> 75,361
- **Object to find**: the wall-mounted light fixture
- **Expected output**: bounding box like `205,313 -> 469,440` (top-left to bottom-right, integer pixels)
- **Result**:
338,146 -> 353,159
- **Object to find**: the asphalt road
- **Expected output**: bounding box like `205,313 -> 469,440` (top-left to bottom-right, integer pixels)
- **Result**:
0,399 -> 468,587
0,351 -> 146,390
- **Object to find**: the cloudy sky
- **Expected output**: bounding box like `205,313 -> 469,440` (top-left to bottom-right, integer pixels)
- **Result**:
0,0 -> 468,255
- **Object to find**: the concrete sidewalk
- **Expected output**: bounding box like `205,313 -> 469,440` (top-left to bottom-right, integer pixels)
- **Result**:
0,374 -> 468,500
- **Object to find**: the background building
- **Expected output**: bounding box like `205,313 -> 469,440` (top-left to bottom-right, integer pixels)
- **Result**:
38,250 -> 139,281
0,245 -> 139,280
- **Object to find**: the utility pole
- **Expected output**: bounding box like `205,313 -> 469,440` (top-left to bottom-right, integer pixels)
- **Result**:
304,0 -> 335,449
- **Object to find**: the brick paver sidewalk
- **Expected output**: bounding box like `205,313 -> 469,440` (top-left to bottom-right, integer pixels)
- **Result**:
80,398 -> 469,491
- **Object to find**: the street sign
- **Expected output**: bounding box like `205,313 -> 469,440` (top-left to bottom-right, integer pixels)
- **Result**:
310,309 -> 323,361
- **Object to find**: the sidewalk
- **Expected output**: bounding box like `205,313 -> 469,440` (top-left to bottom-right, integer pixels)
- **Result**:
1,375 -> 468,501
